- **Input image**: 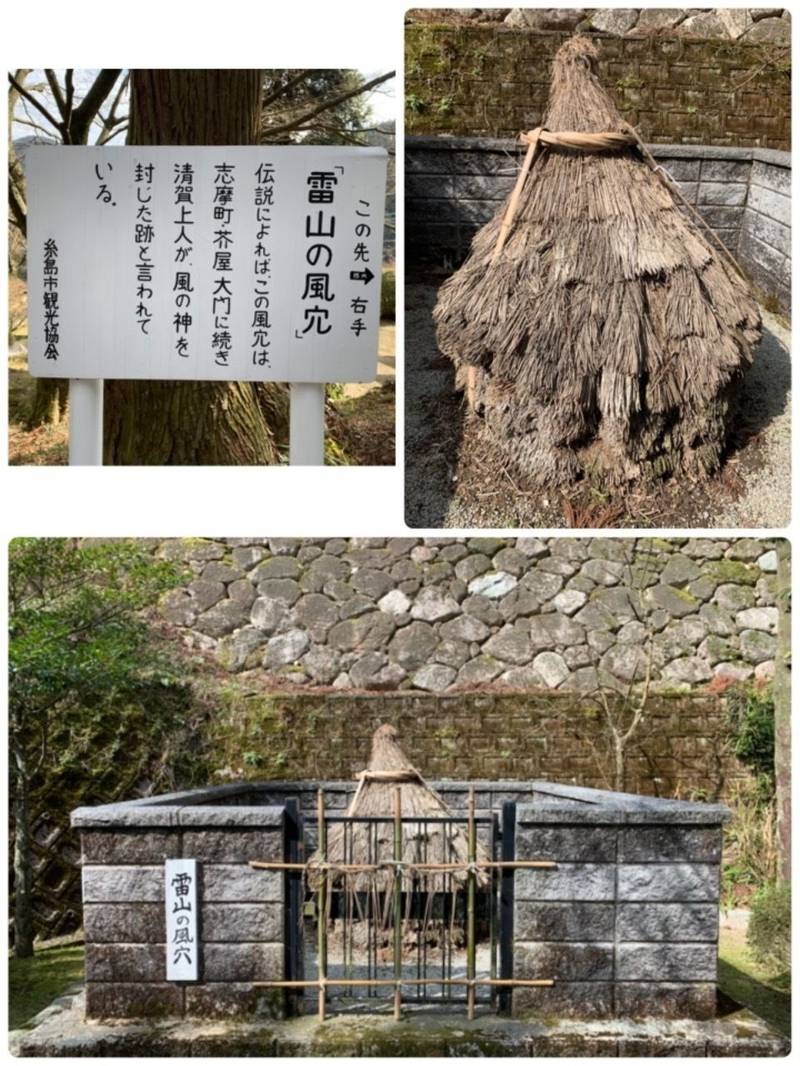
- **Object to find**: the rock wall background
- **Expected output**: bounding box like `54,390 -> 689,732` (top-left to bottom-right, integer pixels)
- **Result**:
404,17 -> 790,150
157,537 -> 781,694
405,138 -> 791,310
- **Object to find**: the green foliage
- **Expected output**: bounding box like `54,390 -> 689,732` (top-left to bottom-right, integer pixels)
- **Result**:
405,93 -> 427,114
748,882 -> 791,973
381,268 -> 396,320
726,684 -> 775,793
9,943 -> 85,1029
9,538 -> 186,748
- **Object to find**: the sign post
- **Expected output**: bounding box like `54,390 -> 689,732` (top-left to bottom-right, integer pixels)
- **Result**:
67,379 -> 104,466
165,858 -> 199,982
26,145 -> 388,466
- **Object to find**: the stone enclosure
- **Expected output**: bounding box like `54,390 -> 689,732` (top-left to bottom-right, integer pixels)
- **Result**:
158,537 -> 780,694
406,139 -> 791,311
72,780 -> 728,1024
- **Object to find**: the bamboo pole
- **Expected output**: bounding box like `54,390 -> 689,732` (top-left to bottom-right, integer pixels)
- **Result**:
254,977 -> 555,989
393,786 -> 402,1021
248,859 -> 557,871
316,788 -> 327,1022
466,785 -> 477,1020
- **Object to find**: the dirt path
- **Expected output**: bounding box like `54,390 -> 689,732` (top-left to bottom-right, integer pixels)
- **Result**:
405,280 -> 790,529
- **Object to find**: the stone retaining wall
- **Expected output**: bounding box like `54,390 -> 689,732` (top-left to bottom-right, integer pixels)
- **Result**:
512,783 -> 727,1022
405,138 -> 791,310
75,796 -> 285,1019
158,537 -> 780,694
405,24 -> 790,149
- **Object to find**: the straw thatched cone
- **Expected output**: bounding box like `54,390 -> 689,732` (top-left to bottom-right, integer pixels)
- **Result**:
310,724 -> 488,893
434,37 -> 762,486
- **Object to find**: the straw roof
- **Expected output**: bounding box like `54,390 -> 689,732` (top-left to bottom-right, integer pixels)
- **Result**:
433,36 -> 762,487
309,724 -> 489,892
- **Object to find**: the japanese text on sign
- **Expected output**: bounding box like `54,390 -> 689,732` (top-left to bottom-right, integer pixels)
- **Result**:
165,859 -> 199,981
26,145 -> 388,383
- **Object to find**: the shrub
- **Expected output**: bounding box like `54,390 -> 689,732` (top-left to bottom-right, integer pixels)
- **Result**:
748,881 -> 791,973
381,268 -> 396,320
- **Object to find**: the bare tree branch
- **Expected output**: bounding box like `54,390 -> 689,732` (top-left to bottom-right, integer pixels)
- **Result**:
44,69 -> 67,119
8,72 -> 62,133
263,69 -> 395,138
261,69 -> 314,111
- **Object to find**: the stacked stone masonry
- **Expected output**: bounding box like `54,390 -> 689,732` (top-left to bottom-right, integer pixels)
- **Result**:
513,784 -> 727,1021
405,139 -> 791,310
157,537 -> 781,694
77,797 -> 285,1020
73,781 -> 729,1023
404,24 -> 790,149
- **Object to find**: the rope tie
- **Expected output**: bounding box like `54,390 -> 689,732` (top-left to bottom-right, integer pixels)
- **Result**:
491,123 -> 747,283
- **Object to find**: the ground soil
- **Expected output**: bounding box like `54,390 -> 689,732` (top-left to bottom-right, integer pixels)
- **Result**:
8,327 -> 396,468
405,279 -> 791,530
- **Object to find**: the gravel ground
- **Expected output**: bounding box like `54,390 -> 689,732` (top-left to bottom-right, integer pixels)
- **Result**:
405,280 -> 790,529
716,311 -> 791,528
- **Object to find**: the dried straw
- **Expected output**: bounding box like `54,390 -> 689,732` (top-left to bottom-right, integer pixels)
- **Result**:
433,36 -> 762,486
308,724 -> 489,893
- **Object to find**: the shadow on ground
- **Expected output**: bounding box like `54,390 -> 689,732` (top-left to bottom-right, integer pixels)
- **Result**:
717,958 -> 791,1039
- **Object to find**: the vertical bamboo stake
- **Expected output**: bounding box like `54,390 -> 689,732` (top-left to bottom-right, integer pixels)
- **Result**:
393,786 -> 403,1021
317,788 -> 327,1022
466,785 -> 477,1021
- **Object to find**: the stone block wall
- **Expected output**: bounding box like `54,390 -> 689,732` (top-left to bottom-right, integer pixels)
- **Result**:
405,138 -> 791,310
512,784 -> 727,1021
404,25 -> 790,149
74,797 -> 285,1020
157,536 -> 781,694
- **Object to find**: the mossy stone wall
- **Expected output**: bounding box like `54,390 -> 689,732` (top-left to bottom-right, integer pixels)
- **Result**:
405,26 -> 790,150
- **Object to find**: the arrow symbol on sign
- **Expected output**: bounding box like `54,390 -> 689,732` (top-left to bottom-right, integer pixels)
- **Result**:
350,267 -> 375,285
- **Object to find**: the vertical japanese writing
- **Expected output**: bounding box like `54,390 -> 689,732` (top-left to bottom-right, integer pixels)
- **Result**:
211,162 -> 236,367
94,161 -> 116,206
165,859 -> 198,981
172,163 -> 194,358
349,198 -> 374,337
251,162 -> 274,368
134,162 -> 155,335
297,168 -> 340,338
42,238 -> 60,361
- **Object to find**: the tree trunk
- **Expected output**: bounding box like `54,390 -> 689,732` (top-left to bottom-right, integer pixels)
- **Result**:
26,379 -> 69,429
104,70 -> 286,464
12,745 -> 34,958
773,539 -> 790,884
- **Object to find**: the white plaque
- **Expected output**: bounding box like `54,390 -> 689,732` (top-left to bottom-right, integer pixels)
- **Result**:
165,858 -> 199,981
26,145 -> 387,383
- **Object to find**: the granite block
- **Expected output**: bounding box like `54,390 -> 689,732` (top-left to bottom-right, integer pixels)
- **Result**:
616,902 -> 719,942
617,826 -> 721,862
516,941 -> 614,981
514,901 -> 615,942
615,942 -> 718,981
617,864 -> 718,902
516,863 -> 615,901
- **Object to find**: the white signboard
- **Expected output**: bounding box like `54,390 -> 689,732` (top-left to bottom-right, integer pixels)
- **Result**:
26,145 -> 387,382
165,858 -> 199,981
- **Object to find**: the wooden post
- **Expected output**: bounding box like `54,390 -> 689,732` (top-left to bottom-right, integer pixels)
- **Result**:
466,785 -> 477,1021
316,788 -> 327,1022
393,786 -> 403,1021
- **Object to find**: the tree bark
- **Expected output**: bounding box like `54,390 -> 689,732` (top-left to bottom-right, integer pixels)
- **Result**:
104,70 -> 286,464
12,744 -> 34,958
774,539 -> 790,884
27,379 -> 69,429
